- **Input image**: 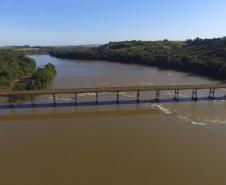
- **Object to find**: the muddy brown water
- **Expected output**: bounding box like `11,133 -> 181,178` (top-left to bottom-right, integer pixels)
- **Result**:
1,55 -> 226,185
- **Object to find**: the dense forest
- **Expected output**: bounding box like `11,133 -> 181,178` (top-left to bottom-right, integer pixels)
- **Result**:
0,50 -> 36,89
29,63 -> 56,89
50,37 -> 226,79
0,50 -> 56,90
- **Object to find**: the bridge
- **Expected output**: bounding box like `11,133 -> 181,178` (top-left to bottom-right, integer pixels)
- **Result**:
1,84 -> 226,108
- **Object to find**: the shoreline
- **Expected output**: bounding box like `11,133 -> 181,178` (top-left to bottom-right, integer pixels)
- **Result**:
49,54 -> 226,81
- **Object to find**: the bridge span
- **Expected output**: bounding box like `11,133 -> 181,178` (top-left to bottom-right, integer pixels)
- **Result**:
1,84 -> 226,108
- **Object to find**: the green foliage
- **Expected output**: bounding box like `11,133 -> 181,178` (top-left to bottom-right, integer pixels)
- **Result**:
13,83 -> 26,90
50,37 -> 226,79
0,50 -> 56,90
29,63 -> 56,89
0,50 -> 36,88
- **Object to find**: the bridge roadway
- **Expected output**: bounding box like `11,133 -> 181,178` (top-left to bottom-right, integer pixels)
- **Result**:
0,84 -> 226,107
1,84 -> 226,96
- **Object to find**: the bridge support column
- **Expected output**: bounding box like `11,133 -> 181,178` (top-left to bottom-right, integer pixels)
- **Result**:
74,93 -> 77,105
96,92 -> 98,104
209,89 -> 215,100
155,91 -> 160,102
31,95 -> 35,107
53,94 -> 57,106
8,96 -> 15,109
116,92 -> 119,103
136,91 -> 140,103
192,89 -> 198,101
174,90 -> 179,101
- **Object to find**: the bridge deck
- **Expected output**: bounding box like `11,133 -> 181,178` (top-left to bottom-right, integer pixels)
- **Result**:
0,84 -> 226,96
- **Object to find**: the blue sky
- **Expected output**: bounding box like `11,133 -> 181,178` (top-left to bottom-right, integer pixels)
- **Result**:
0,0 -> 226,46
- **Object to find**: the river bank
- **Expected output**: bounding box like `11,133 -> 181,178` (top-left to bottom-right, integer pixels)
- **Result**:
49,38 -> 226,80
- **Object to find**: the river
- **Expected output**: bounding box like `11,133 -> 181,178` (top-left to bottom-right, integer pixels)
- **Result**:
1,55 -> 226,185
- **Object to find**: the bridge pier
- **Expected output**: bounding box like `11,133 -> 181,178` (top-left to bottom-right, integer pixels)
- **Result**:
174,90 -> 179,101
209,89 -> 215,100
8,96 -> 15,108
74,93 -> 77,105
155,91 -> 160,102
31,95 -> 35,107
192,89 -> 198,101
136,91 -> 140,103
96,92 -> 98,104
52,94 -> 57,106
116,92 -> 119,103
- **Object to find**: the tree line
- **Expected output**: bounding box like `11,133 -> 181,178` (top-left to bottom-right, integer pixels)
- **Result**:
49,37 -> 226,79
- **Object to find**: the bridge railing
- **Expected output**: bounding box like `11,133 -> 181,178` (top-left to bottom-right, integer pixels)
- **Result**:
1,84 -> 226,108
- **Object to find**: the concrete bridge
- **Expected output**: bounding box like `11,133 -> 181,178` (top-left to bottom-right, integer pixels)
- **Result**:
1,84 -> 226,108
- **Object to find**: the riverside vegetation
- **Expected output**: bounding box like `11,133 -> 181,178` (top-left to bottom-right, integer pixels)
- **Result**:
0,50 -> 56,90
50,37 -> 226,79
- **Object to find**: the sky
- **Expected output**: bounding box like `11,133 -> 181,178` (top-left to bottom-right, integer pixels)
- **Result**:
0,0 -> 226,46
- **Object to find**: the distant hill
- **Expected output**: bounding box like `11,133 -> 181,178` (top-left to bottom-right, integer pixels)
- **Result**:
0,44 -> 101,54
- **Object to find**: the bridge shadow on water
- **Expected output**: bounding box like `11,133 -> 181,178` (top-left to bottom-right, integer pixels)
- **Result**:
0,96 -> 225,110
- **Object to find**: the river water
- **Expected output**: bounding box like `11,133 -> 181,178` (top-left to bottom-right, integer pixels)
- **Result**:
1,55 -> 226,185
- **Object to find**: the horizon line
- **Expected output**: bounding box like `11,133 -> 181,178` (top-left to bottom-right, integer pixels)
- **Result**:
1,36 -> 226,47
